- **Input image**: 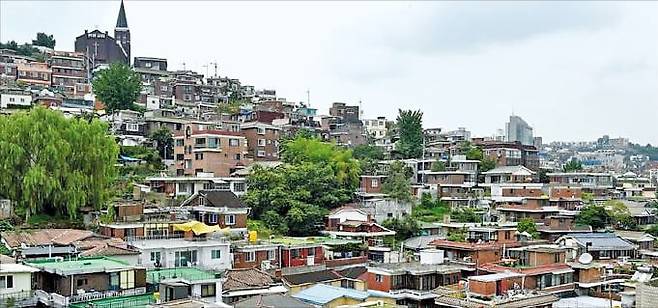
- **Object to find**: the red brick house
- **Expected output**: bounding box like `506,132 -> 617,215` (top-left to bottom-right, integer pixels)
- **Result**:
181,190 -> 249,234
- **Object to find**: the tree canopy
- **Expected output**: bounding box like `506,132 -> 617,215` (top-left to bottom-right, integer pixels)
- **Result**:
244,136 -> 360,236
395,109 -> 423,159
383,216 -> 419,242
92,63 -> 142,113
575,205 -> 610,230
150,126 -> 174,160
0,108 -> 119,220
517,218 -> 539,238
605,200 -> 636,230
382,161 -> 412,202
562,159 -> 583,172
32,32 -> 56,48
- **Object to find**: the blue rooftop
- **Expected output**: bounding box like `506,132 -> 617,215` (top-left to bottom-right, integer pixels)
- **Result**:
292,284 -> 369,305
567,233 -> 635,250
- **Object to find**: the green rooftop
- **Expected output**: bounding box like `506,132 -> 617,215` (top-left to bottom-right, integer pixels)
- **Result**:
146,267 -> 217,284
268,236 -> 360,246
26,257 -> 132,275
69,294 -> 155,308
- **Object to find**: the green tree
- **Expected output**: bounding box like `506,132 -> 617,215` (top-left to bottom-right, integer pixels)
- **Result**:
383,216 -> 419,241
353,144 -> 384,161
605,200 -> 636,230
150,127 -> 174,159
479,157 -> 497,172
451,208 -> 480,223
92,63 -> 142,113
575,205 -> 610,230
395,109 -> 423,159
286,202 -> 325,236
517,218 -> 539,238
382,161 -> 412,202
431,160 -> 446,172
32,32 -> 56,48
262,210 -> 289,235
461,142 -> 496,172
217,98 -> 248,114
562,159 -> 583,172
447,228 -> 467,242
282,136 -> 360,188
0,108 -> 119,220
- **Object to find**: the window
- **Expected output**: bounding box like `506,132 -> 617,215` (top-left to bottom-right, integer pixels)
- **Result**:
175,250 -> 198,267
246,251 -> 256,262
225,214 -> 236,225
291,249 -> 300,258
208,137 -> 219,148
0,275 -> 14,289
554,253 -> 561,263
375,274 -> 383,283
215,182 -> 230,191
268,249 -> 276,260
234,154 -> 241,160
184,160 -> 192,169
233,182 -> 246,192
126,123 -> 139,132
150,251 -> 161,263
195,138 -> 206,147
201,284 -> 215,297
211,249 -> 222,259
209,213 -> 218,224
9,97 -> 14,102
199,197 -> 206,206
257,150 -> 266,157
258,139 -> 266,146
229,139 -> 240,147
176,154 -> 184,161
120,271 -> 135,289
307,248 -> 315,256
257,127 -> 266,135
195,153 -> 204,160
341,280 -> 355,289
175,139 -> 184,147
77,278 -> 88,287
371,178 -> 379,188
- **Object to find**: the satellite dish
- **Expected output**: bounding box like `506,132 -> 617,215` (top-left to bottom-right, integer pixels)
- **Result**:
578,253 -> 593,265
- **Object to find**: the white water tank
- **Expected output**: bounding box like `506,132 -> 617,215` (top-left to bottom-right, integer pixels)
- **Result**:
420,249 -> 444,265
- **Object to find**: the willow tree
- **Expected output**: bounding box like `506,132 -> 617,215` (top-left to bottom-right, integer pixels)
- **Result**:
396,109 -> 423,159
0,107 -> 119,220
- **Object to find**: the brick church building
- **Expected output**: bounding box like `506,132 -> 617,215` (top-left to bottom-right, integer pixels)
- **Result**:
74,0 -> 131,67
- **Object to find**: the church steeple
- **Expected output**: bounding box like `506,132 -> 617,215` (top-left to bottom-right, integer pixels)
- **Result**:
114,0 -> 131,64
116,0 -> 128,29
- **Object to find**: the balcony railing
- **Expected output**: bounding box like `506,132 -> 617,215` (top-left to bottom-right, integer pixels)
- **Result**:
69,287 -> 147,304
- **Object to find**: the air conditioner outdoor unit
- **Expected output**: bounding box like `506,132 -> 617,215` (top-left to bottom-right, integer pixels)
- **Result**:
261,260 -> 273,270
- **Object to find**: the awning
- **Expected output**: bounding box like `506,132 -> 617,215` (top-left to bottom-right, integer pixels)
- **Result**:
173,221 -> 227,235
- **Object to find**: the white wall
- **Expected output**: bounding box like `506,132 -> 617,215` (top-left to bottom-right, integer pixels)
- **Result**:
0,94 -> 32,109
137,244 -> 232,272
329,210 -> 368,224
0,272 -> 32,295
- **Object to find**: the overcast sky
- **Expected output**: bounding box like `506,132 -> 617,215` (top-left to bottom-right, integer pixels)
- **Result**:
2,1 -> 657,144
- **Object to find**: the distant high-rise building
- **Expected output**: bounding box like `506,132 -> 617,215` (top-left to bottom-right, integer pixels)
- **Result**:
506,115 -> 534,146
533,136 -> 543,149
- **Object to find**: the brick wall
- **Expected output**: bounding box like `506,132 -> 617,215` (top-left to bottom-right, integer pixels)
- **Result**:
364,272 -> 391,292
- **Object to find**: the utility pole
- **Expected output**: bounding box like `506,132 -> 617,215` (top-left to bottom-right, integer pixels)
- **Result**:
181,62 -> 186,71
210,61 -> 218,77
306,89 -> 310,106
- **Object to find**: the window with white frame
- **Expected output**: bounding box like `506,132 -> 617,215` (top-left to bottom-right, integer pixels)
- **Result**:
211,249 -> 222,259
371,178 -> 379,188
0,275 -> 14,289
267,249 -> 276,260
126,123 -> 139,132
150,251 -> 161,263
119,271 -> 135,289
375,274 -> 383,283
246,251 -> 255,262
258,139 -> 266,146
229,139 -> 240,147
233,182 -> 246,192
257,150 -> 266,157
225,214 -> 236,225
209,213 -> 218,224
257,127 -> 266,135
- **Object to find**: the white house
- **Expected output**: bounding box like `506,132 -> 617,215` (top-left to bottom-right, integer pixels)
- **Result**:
0,90 -> 32,109
0,263 -> 39,296
129,237 -> 232,272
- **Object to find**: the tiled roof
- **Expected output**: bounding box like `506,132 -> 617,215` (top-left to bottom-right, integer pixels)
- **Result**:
79,243 -> 140,257
562,232 -> 636,250
1,229 -> 93,248
283,269 -> 342,286
435,293 -> 559,308
222,268 -> 276,292
201,190 -> 246,208
233,294 -> 313,308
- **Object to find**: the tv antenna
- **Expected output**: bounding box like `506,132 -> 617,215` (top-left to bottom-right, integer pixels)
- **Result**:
210,61 -> 219,77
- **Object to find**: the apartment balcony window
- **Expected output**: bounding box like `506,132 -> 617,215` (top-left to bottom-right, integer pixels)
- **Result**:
208,137 -> 219,148
195,138 -> 206,148
229,139 -> 240,147
176,139 -> 184,147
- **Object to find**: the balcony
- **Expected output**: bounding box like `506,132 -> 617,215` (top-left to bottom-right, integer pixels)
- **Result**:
69,287 -> 147,304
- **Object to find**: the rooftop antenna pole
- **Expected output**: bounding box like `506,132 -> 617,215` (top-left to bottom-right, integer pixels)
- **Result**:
181,62 -> 186,71
306,89 -> 310,107
210,61 -> 218,77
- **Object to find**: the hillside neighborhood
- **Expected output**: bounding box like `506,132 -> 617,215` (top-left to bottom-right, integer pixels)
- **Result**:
2,1 -> 658,308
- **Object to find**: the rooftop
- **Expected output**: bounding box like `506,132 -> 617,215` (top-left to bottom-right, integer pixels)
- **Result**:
1,228 -> 93,248
129,237 -> 229,250
147,267 -> 217,284
283,269 -> 342,286
560,232 -> 636,250
26,257 -> 134,276
293,284 -> 369,305
233,294 -> 313,308
369,261 -> 464,275
223,267 -> 276,292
